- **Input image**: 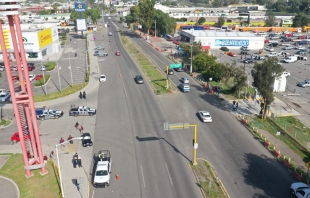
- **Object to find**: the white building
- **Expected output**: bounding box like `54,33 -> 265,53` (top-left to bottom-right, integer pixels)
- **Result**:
0,23 -> 60,60
180,30 -> 264,50
273,75 -> 287,93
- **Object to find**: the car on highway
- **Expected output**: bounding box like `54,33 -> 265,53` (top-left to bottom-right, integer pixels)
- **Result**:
29,74 -> 36,81
283,71 -> 290,77
243,58 -> 254,64
0,92 -> 10,102
81,133 -> 93,147
0,66 -> 4,71
227,52 -> 237,57
198,111 -> 212,123
99,75 -> 106,82
36,74 -> 43,81
167,68 -> 174,75
115,51 -> 121,56
179,83 -> 190,92
108,32 -> 112,36
174,67 -> 183,72
220,47 -> 229,52
98,52 -> 108,57
41,66 -> 46,71
290,182 -> 310,197
135,75 -> 144,84
283,46 -> 294,50
181,77 -> 189,84
95,46 -> 104,50
297,79 -> 310,88
264,46 -> 274,51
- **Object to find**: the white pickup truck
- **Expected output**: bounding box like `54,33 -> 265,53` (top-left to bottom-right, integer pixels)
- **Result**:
93,150 -> 112,188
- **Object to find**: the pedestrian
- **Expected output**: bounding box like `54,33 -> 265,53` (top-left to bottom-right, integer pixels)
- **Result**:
79,91 -> 82,99
236,102 -> 239,110
50,151 -> 55,159
78,157 -> 82,168
59,137 -> 65,147
68,135 -> 73,144
75,121 -> 79,130
80,125 -> 84,133
83,91 -> 86,99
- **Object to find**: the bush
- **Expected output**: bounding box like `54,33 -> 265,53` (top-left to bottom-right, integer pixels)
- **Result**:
60,32 -> 67,37
61,37 -> 67,40
61,41 -> 65,45
35,74 -> 50,86
44,62 -> 56,71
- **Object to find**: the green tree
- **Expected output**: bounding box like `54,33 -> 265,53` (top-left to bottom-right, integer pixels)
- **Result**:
37,10 -> 50,15
197,17 -> 206,25
212,0 -> 224,7
88,0 -> 96,5
265,11 -> 277,26
288,0 -> 301,13
180,42 -> 202,57
292,13 -> 310,27
86,7 -> 101,24
233,67 -> 247,98
130,5 -> 140,22
251,57 -> 285,119
138,0 -> 156,33
153,10 -> 176,35
272,0 -> 287,12
217,16 -> 225,27
120,17 -> 124,22
192,53 -> 216,72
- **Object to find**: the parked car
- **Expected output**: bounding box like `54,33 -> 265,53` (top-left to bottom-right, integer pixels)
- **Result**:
41,66 -> 46,71
290,182 -> 310,197
174,67 -> 183,72
281,38 -> 291,42
264,39 -> 270,43
295,46 -> 306,50
99,75 -> 106,82
297,79 -> 310,88
243,58 -> 254,64
29,74 -> 36,81
265,47 -> 274,52
11,132 -> 30,143
98,52 -> 108,57
35,74 -> 43,81
293,33 -> 302,37
81,133 -> 93,147
94,50 -> 100,56
135,75 -> 144,84
173,40 -> 180,45
115,51 -> 121,56
0,92 -> 10,102
240,51 -> 251,55
12,75 -> 18,80
298,35 -> 306,39
266,52 -> 278,57
220,47 -> 229,51
198,111 -> 212,123
283,46 -> 294,50
283,71 -> 290,77
269,42 -> 279,47
27,63 -> 35,71
0,66 -> 4,71
95,46 -> 104,50
227,52 -> 237,57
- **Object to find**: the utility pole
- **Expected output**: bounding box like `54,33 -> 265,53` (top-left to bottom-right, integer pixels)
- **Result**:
154,20 -> 157,37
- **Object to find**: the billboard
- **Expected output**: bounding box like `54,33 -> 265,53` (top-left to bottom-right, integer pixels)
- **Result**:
214,39 -> 249,47
51,26 -> 59,42
76,18 -> 87,31
37,28 -> 53,48
74,3 -> 86,12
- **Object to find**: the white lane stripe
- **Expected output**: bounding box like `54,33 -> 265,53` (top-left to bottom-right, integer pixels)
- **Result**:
165,162 -> 173,186
141,165 -> 146,188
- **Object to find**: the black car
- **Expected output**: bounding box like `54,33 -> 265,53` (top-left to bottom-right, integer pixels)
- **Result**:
167,69 -> 174,75
240,51 -> 251,55
269,43 -> 279,47
281,38 -> 291,42
135,75 -> 144,84
174,67 -> 184,72
81,133 -> 93,147
243,58 -> 254,64
220,47 -> 229,52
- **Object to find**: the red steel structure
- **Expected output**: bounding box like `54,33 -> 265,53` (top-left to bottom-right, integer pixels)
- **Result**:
0,0 -> 47,176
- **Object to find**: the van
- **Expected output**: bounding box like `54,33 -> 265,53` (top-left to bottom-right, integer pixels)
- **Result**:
283,56 -> 297,63
179,84 -> 190,92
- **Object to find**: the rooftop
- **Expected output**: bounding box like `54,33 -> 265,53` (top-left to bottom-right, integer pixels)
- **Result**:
182,30 -> 257,37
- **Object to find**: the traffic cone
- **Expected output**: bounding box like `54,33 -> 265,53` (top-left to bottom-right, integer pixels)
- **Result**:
116,175 -> 120,180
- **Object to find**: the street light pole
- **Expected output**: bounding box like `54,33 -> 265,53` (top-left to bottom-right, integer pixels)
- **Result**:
40,60 -> 47,95
56,137 -> 83,198
154,20 -> 157,37
190,28 -> 194,74
67,51 -> 73,86
56,53 -> 62,92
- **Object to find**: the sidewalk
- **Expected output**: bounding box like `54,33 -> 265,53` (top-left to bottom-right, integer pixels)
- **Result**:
0,32 -> 100,198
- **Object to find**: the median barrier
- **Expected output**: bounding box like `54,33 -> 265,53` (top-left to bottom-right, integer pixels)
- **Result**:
293,170 -> 302,181
241,119 -> 247,125
264,140 -> 270,148
273,150 -> 281,158
282,159 -> 292,169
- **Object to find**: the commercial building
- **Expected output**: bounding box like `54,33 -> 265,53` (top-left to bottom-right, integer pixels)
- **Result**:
0,23 -> 60,60
180,30 -> 264,50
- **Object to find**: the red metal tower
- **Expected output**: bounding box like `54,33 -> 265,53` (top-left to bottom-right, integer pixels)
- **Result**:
0,0 -> 47,177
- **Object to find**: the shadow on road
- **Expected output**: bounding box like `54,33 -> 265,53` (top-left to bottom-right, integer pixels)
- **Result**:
135,136 -> 191,162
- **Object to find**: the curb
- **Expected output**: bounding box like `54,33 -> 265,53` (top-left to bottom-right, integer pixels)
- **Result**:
33,75 -> 51,88
0,119 -> 13,129
0,175 -> 20,198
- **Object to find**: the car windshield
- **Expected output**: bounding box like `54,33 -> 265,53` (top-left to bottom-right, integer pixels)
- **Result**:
96,170 -> 108,176
203,114 -> 211,117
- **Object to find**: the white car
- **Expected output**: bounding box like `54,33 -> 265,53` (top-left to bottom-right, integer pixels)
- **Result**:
293,33 -> 302,37
29,74 -> 36,81
10,66 -> 18,71
198,111 -> 212,123
0,92 -> 10,102
269,40 -> 278,43
283,71 -> 290,77
41,66 -> 46,71
290,182 -> 310,197
108,32 -> 112,36
283,46 -> 294,50
181,77 -> 189,84
99,75 -> 106,82
295,46 -> 306,50
266,52 -> 278,57
0,66 -> 4,71
265,47 -> 274,52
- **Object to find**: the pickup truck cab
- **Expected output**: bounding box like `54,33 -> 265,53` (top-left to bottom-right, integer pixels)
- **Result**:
35,108 -> 64,120
69,105 -> 96,116
93,150 -> 112,188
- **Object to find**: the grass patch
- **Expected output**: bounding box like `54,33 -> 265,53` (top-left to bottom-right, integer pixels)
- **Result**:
34,74 -> 50,86
44,62 -> 56,71
0,119 -> 11,126
192,160 -> 228,198
85,67 -> 90,82
33,83 -> 87,102
0,154 -> 60,198
120,36 -> 173,94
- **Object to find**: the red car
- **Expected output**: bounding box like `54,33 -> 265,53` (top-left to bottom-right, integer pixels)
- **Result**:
227,52 -> 237,57
173,40 -> 180,45
285,33 -> 292,37
115,51 -> 121,56
298,36 -> 306,39
264,39 -> 270,43
35,74 -> 43,80
12,75 -> 18,80
11,132 -> 30,143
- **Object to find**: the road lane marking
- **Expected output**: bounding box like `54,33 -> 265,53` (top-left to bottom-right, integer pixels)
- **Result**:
140,165 -> 146,188
165,162 -> 173,186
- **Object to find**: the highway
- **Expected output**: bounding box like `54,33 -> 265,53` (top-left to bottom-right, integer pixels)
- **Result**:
92,18 -> 201,198
111,18 -> 296,197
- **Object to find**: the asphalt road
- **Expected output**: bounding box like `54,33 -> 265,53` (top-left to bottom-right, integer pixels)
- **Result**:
112,18 -> 296,197
91,18 -> 201,198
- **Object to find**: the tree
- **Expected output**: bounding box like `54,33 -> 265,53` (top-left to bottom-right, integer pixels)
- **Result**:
86,7 -> 101,24
212,0 -> 224,7
192,53 -> 216,72
197,17 -> 206,25
180,42 -> 202,57
217,16 -> 225,27
138,0 -> 156,34
265,11 -> 277,27
233,67 -> 247,98
153,10 -> 176,35
88,0 -> 96,5
120,17 -> 124,22
38,10 -> 50,15
251,57 -> 285,119
292,13 -> 310,27
288,0 -> 301,13
272,0 -> 287,12
130,5 -> 140,22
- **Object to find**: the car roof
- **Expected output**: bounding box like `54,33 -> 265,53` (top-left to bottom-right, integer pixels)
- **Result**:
100,75 -> 106,77
200,111 -> 210,115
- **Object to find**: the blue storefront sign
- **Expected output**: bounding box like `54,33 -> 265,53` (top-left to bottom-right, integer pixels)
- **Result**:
215,39 -> 249,47
74,3 -> 86,12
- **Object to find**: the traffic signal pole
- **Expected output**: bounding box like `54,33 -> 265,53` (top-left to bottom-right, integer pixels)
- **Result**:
166,65 -> 169,90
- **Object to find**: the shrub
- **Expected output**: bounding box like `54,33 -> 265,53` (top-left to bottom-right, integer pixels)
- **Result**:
61,41 -> 65,45
35,74 -> 50,86
44,62 -> 56,71
60,32 -> 67,37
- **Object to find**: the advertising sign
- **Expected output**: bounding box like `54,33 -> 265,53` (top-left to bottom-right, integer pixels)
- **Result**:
214,39 -> 249,47
74,3 -> 86,12
76,18 -> 87,31
0,30 -> 11,50
51,26 -> 59,42
37,28 -> 53,48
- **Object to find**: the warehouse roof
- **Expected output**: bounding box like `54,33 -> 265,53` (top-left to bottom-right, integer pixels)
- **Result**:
182,30 -> 257,37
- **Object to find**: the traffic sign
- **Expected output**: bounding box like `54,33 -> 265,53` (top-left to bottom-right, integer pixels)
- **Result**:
74,3 -> 86,12
163,122 -> 189,130
169,63 -> 182,69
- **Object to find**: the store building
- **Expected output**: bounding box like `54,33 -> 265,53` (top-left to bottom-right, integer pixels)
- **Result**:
180,30 -> 264,50
0,23 -> 60,60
